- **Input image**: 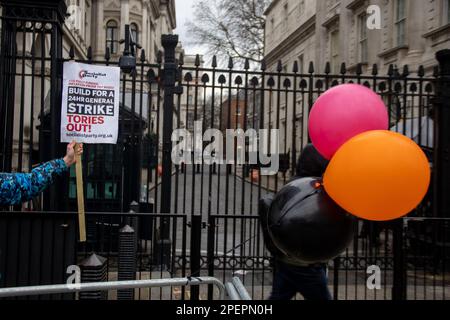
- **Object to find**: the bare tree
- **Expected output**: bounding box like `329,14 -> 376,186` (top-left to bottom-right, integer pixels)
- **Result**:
186,0 -> 269,65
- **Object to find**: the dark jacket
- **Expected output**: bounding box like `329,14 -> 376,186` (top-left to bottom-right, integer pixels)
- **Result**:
295,144 -> 329,179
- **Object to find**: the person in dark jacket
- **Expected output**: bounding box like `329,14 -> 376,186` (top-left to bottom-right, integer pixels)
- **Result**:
259,143 -> 332,300
0,141 -> 83,206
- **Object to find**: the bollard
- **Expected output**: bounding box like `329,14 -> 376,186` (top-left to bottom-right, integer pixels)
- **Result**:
79,253 -> 107,300
117,225 -> 137,300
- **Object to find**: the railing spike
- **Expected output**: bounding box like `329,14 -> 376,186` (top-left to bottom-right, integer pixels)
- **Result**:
260,59 -> 266,71
195,54 -> 200,67
87,46 -> 92,61
277,60 -> 282,72
104,47 -> 110,61
324,62 -> 331,74
228,56 -> 233,69
308,61 -> 314,74
292,61 -> 298,73
372,64 -> 378,76
244,58 -> 250,70
69,45 -> 75,60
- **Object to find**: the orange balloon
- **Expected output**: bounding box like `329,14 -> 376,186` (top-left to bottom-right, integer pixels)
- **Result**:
323,130 -> 431,221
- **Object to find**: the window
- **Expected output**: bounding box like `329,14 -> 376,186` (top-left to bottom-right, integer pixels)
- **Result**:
330,30 -> 340,73
395,0 -> 406,46
130,23 -> 139,44
358,14 -> 368,62
106,20 -> 118,54
236,106 -> 241,116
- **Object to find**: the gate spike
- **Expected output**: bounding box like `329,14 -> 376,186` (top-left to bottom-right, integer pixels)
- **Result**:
105,47 -> 110,61
292,61 -> 298,73
388,64 -> 394,77
195,54 -> 200,67
340,62 -> 347,75
86,46 -> 92,61
356,63 -> 362,76
244,58 -> 250,70
260,59 -> 266,71
324,62 -> 331,74
418,65 -> 425,77
87,46 -> 92,61
277,60 -> 282,72
308,61 -> 314,74
69,46 -> 75,60
402,65 -> 409,77
212,55 -> 217,68
372,64 -> 378,76
228,56 -> 233,69
140,49 -> 146,62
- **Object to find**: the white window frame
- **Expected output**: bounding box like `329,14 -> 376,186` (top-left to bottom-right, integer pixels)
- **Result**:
358,13 -> 368,62
444,0 -> 450,25
330,29 -> 340,73
106,20 -> 119,54
394,0 -> 407,46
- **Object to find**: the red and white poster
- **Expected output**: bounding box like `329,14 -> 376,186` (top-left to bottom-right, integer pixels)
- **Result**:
61,62 -> 120,144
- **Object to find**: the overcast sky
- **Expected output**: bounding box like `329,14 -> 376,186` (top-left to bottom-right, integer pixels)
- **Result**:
174,0 -> 208,56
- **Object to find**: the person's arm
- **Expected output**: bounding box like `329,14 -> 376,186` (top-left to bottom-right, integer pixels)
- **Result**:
0,159 -> 69,205
0,141 -> 82,206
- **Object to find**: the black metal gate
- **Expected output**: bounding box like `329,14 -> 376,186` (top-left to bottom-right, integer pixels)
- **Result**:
1,0 -> 450,300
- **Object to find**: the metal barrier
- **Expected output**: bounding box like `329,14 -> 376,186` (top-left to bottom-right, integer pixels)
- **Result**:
0,277 -> 226,300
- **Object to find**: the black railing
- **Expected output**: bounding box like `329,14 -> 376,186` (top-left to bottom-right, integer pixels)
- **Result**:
1,211 -> 449,300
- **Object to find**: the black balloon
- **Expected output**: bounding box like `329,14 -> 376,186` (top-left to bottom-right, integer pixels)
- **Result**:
268,177 -> 355,264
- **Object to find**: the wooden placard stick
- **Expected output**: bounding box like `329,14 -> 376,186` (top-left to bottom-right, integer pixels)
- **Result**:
75,143 -> 86,242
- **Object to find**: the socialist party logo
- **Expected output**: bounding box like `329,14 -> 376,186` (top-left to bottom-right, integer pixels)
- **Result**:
78,70 -> 107,79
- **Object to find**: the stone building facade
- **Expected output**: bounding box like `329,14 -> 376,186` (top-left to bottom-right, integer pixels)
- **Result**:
263,0 -> 450,164
66,0 -> 176,61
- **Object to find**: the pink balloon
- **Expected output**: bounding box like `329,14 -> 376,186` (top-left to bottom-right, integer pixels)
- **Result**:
308,84 -> 388,159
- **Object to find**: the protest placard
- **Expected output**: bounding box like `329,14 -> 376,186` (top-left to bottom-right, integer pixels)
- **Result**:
61,62 -> 120,144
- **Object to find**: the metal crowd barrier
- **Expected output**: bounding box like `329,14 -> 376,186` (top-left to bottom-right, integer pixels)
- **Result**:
0,276 -> 253,300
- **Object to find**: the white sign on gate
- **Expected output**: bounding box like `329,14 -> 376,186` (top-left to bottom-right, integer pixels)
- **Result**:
60,62 -> 120,144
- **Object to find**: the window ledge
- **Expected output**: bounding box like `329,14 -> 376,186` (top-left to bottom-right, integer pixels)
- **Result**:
378,45 -> 409,59
322,13 -> 340,28
346,0 -> 367,11
423,23 -> 450,39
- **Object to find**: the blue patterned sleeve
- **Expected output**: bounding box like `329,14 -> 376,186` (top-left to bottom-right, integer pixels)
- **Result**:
0,159 -> 69,205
